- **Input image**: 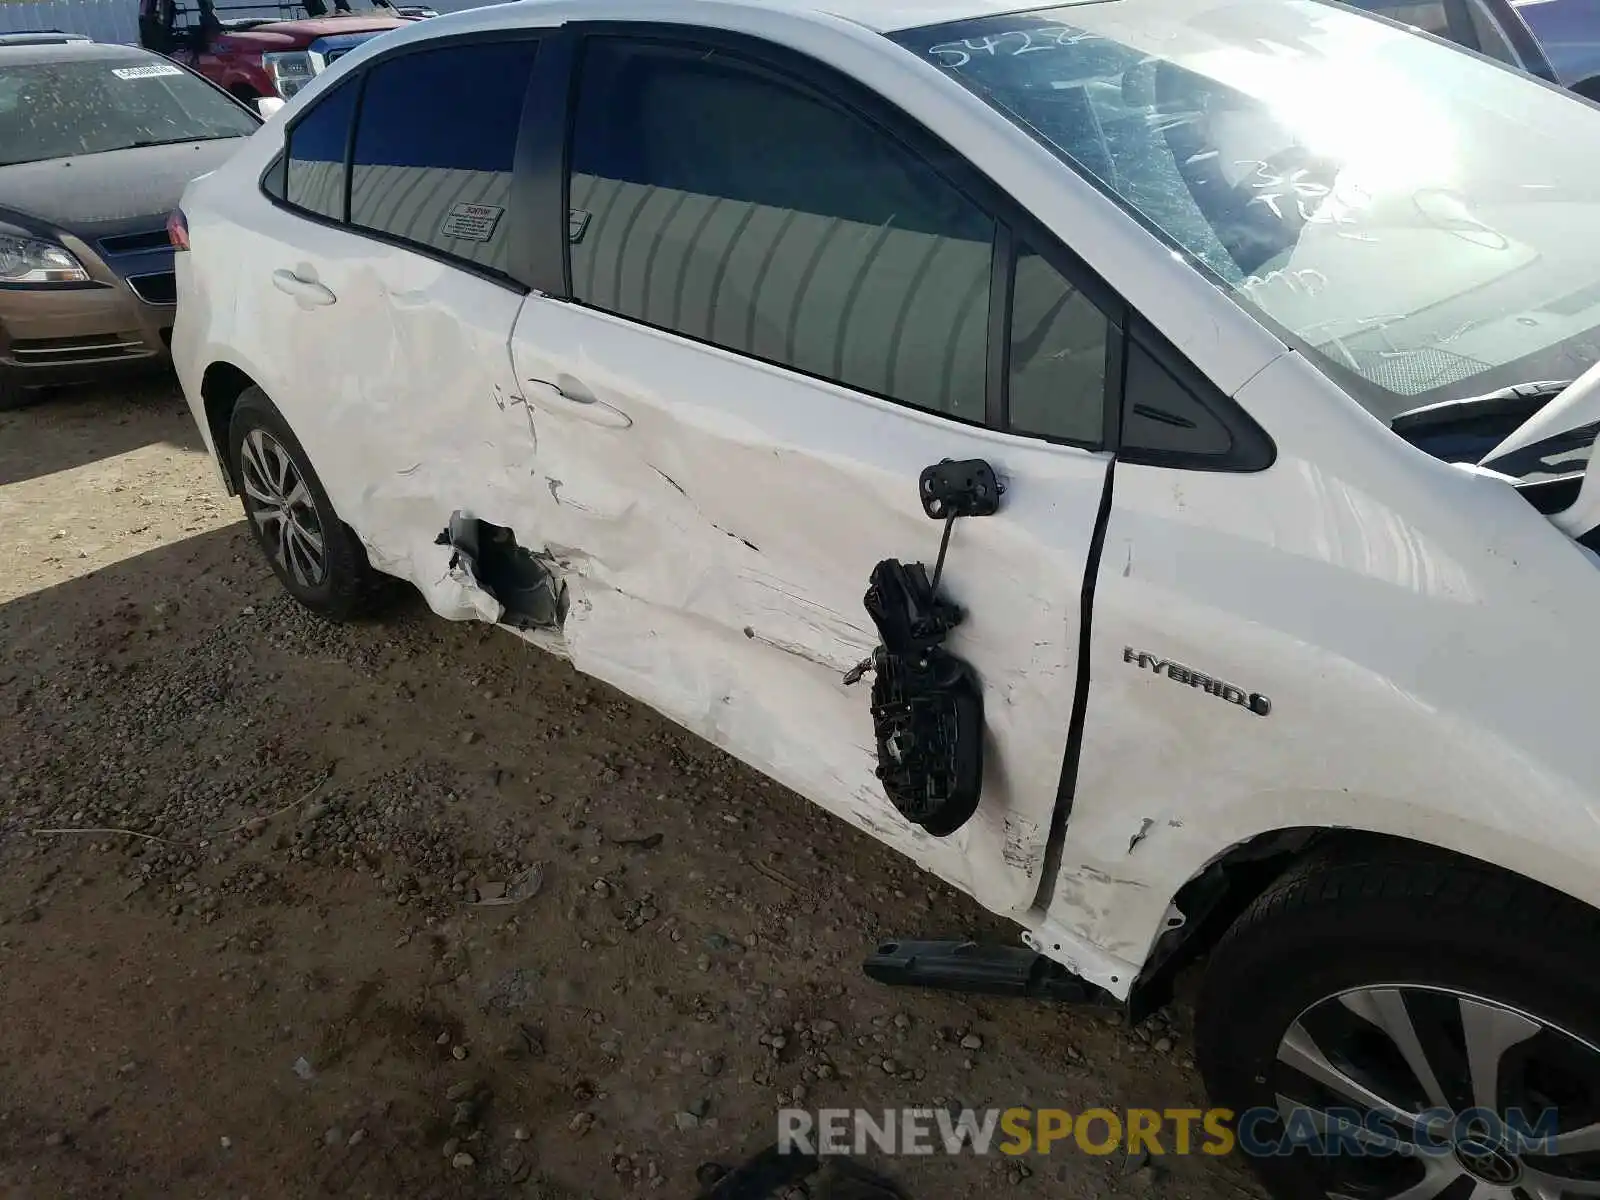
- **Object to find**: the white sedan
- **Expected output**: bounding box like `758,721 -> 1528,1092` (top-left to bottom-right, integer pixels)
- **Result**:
171,0 -> 1600,1192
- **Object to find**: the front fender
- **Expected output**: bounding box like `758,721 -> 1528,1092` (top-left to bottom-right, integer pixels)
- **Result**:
1042,351 -> 1600,994
1049,781 -> 1600,986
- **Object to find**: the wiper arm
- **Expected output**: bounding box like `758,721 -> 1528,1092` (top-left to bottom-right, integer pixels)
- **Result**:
126,134 -> 235,148
1390,380 -> 1572,463
1393,378 -> 1599,517
1391,380 -> 1573,437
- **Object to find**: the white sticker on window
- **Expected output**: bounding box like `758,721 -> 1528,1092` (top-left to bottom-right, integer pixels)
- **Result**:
112,63 -> 185,80
440,202 -> 504,243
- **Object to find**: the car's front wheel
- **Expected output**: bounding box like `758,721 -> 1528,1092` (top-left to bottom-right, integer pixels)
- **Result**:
0,379 -> 42,412
227,386 -> 386,620
1196,842 -> 1600,1200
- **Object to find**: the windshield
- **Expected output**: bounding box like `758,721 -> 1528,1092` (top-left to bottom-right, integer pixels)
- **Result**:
0,58 -> 257,166
892,0 -> 1600,422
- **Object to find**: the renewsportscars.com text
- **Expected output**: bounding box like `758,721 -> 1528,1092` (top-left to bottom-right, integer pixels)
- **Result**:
777,1106 -> 1562,1158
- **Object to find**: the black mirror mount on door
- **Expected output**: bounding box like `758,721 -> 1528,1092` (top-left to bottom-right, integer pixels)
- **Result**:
840,457 -> 1000,838
919,457 -> 1002,519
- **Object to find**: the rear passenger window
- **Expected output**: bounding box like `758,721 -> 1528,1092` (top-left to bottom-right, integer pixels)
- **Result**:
567,39 -> 995,423
348,40 -> 538,275
1008,244 -> 1108,444
284,78 -> 356,220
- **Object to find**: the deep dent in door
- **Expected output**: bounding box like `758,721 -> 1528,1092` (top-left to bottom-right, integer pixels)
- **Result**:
350,386 -> 977,872
327,296 -> 1094,933
358,445 -> 1076,906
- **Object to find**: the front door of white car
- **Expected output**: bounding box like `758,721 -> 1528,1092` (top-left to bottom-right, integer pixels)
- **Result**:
508,30 -> 1122,915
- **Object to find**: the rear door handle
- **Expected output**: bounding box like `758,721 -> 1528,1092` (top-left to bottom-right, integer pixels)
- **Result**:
523,377 -> 632,428
271,268 -> 336,307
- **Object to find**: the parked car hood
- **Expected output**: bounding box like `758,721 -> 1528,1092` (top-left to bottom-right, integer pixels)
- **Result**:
0,138 -> 245,236
218,16 -> 407,48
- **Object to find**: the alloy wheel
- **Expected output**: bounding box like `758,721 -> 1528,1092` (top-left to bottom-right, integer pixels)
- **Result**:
238,428 -> 327,588
1271,984 -> 1600,1198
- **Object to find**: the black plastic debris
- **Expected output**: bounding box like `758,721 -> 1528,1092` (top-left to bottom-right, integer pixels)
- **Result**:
859,557 -> 984,836
693,1145 -> 905,1200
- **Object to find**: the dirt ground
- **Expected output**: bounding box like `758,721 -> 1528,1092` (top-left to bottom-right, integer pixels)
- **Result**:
0,379 -> 1264,1199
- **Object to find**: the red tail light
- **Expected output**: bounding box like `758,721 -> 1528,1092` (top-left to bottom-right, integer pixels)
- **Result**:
167,208 -> 190,252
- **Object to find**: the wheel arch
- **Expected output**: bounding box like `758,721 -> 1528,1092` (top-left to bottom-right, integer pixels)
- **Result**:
200,360 -> 258,493
1127,826 -> 1600,1021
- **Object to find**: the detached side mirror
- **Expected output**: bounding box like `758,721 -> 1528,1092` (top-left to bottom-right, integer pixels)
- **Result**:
1480,358 -> 1600,545
257,96 -> 286,119
1549,450 -> 1600,547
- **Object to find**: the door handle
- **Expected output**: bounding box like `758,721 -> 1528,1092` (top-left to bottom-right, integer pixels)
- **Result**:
523,377 -> 632,429
271,268 -> 336,307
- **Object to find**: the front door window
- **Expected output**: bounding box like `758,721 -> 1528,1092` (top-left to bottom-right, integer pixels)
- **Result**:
567,37 -> 1000,425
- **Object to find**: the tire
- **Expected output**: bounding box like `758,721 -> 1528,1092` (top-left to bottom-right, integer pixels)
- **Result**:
1195,842 -> 1600,1200
227,386 -> 386,620
0,380 -> 44,412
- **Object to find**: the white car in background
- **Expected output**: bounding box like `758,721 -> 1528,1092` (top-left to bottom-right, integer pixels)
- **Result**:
170,0 -> 1600,1194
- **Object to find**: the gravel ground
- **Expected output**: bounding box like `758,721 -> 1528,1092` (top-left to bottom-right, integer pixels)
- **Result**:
0,380 -> 1264,1199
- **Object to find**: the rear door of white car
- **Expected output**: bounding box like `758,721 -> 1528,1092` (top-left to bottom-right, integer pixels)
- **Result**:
228,72 -> 374,463
238,34 -> 543,571
506,27 -> 1125,916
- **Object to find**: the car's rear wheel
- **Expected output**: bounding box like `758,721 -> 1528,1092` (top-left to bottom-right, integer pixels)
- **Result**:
1196,843 -> 1600,1200
227,386 -> 385,620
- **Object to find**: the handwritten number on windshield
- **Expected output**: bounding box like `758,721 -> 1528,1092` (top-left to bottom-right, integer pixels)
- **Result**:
927,26 -> 1101,68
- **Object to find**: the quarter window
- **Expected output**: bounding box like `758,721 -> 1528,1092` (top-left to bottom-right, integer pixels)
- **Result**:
567,38 -> 995,424
348,40 -> 539,273
263,151 -> 286,201
1008,243 -> 1108,443
284,76 -> 356,220
1122,340 -> 1235,462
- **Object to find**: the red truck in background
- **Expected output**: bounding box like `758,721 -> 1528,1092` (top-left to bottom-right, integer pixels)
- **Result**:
136,0 -> 434,106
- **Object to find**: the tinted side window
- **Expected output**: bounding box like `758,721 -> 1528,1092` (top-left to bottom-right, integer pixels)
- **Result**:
284,78 -> 356,220
1008,244 -> 1108,444
349,40 -> 538,274
568,39 -> 994,423
263,151 -> 287,201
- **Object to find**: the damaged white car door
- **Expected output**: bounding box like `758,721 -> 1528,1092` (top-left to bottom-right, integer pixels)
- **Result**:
503,30 -> 1119,915
237,35 -> 548,602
